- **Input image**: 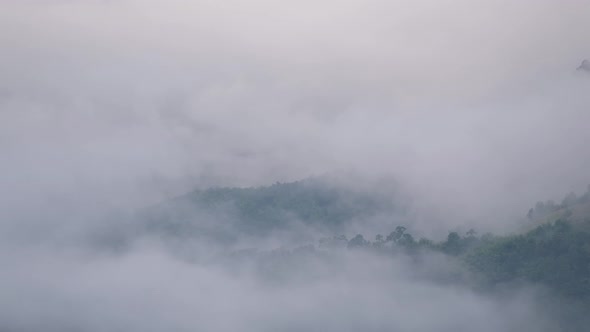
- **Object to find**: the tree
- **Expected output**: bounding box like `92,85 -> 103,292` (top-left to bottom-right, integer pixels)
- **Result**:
398,233 -> 416,247
348,234 -> 368,249
443,232 -> 462,255
373,234 -> 385,248
319,235 -> 348,248
386,226 -> 406,243
418,238 -> 433,248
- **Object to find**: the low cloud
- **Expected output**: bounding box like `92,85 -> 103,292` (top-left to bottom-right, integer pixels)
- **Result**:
0,1 -> 589,330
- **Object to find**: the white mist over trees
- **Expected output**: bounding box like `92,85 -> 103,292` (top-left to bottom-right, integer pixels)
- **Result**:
1,0 -> 590,331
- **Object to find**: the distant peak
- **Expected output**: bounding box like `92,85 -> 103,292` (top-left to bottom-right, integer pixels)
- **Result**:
577,59 -> 590,72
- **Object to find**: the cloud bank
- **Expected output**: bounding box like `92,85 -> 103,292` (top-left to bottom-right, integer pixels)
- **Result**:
1,1 -> 590,330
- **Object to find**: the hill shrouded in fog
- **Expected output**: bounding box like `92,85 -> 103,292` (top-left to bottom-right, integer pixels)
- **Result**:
138,177 -> 406,243
127,178 -> 590,306
101,180 -> 590,331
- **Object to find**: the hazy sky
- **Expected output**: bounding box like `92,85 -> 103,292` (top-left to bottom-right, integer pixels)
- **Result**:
1,1 -> 590,233
1,0 -> 590,234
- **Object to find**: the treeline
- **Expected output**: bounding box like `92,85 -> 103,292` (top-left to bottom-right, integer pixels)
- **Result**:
187,179 -> 398,230
466,220 -> 590,300
261,219 -> 590,302
318,225 -> 487,256
148,180 -> 590,303
527,185 -> 590,220
144,178 -> 402,239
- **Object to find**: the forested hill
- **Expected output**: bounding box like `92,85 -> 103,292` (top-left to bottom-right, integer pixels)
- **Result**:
140,178 -> 405,241
526,186 -> 590,232
132,180 -> 590,314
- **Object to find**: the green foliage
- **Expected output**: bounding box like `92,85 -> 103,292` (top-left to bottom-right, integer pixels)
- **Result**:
527,185 -> 590,226
147,180 -> 590,305
465,220 -> 590,299
347,234 -> 369,248
183,179 -> 397,233
342,219 -> 590,302
442,232 -> 462,255
319,235 -> 349,249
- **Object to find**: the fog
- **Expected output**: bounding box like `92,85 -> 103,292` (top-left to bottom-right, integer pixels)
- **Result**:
1,239 -> 570,332
1,0 -> 590,331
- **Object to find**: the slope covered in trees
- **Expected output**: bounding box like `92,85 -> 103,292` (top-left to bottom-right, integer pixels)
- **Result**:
138,180 -> 590,304
526,186 -> 590,233
226,218 -> 590,312
140,178 -> 404,241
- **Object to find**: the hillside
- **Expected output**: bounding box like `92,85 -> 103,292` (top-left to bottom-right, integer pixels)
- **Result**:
140,180 -> 590,303
527,186 -> 590,232
139,177 -> 405,242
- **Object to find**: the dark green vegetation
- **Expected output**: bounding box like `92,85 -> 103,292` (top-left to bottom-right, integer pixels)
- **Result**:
527,185 -> 590,232
141,178 -> 403,240
141,179 -> 590,306
187,179 -> 395,230
466,220 -> 590,299
325,219 -> 590,302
